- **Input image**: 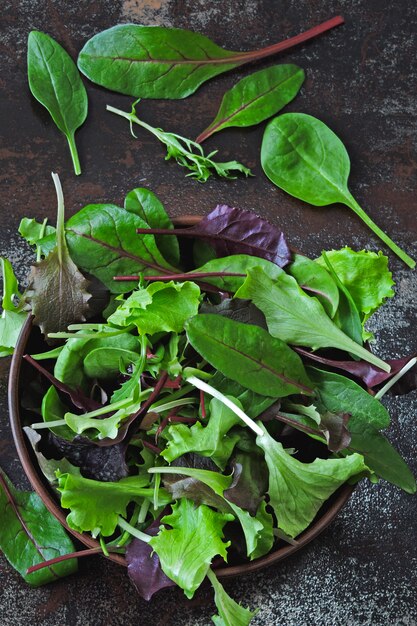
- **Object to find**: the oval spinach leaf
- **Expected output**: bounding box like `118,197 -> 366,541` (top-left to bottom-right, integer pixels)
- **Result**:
27,31 -> 88,175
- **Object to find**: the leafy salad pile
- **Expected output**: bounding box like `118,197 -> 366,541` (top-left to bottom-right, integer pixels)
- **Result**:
1,176 -> 416,624
0,13 -> 416,626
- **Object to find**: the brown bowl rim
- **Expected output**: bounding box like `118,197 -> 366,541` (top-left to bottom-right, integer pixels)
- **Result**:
8,215 -> 354,578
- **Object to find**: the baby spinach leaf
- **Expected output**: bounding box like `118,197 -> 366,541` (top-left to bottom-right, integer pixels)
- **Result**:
23,174 -> 92,337
0,258 -> 26,357
107,102 -> 251,182
162,397 -> 242,469
261,113 -> 415,268
78,18 -> 342,99
57,471 -> 170,536
186,314 -> 313,397
208,567 -> 257,626
83,346 -> 139,380
0,468 -> 77,586
308,367 -> 390,429
235,267 -> 390,371
317,247 -> 395,319
196,64 -> 304,143
191,254 -> 280,293
124,188 -> 180,267
42,386 -> 74,440
256,424 -> 368,537
108,280 -> 200,335
141,205 -> 291,268
149,499 -> 233,599
27,31 -> 88,175
288,254 -> 339,318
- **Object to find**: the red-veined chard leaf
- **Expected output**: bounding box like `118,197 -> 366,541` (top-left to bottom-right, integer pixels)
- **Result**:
78,18 -> 343,99
235,267 -> 390,371
28,32 -> 87,175
23,174 -> 92,337
261,113 -> 415,267
0,468 -> 78,586
185,314 -> 313,398
137,204 -> 291,268
196,64 -> 305,143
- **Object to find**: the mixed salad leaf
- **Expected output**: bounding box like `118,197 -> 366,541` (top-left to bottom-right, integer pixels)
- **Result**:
2,184 -> 415,625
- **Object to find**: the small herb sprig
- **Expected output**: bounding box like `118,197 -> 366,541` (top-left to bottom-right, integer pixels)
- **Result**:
107,100 -> 252,182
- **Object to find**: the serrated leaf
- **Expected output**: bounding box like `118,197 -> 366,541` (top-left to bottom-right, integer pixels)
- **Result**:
207,568 -> 257,626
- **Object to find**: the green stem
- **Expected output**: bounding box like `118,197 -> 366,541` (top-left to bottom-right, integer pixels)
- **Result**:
66,132 -> 81,176
346,195 -> 415,268
31,419 -> 67,429
117,516 -> 151,543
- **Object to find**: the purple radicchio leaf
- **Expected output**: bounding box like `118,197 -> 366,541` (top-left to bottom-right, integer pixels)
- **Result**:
126,516 -> 176,601
138,205 -> 291,268
319,411 -> 351,453
294,347 -> 417,390
43,431 -> 129,482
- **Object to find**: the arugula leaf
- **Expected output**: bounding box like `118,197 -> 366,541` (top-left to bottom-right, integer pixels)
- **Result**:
107,102 -> 251,182
317,247 -> 395,318
162,397 -> 242,469
186,314 -> 313,398
108,280 -> 200,335
0,258 -> 26,357
23,174 -> 92,337
57,471 -> 170,536
27,32 -> 87,175
308,367 -> 390,429
235,267 -> 390,371
196,64 -> 304,143
149,499 -> 233,598
287,254 -> 339,318
124,187 -> 180,267
256,424 -> 368,537
207,568 -> 257,626
261,113 -> 415,267
0,468 -> 77,586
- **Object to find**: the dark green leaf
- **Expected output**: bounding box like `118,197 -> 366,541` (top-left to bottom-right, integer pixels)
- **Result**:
191,253 -> 281,293
261,113 -> 415,267
78,20 -> 341,100
196,64 -> 304,142
0,468 -> 77,586
308,367 -> 390,429
149,499 -> 233,598
209,372 -> 276,419
124,187 -> 180,266
186,314 -> 313,398
235,267 -> 390,371
27,31 -> 87,175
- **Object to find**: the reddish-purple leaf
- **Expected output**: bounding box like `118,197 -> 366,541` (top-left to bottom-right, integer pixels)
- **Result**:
137,205 -> 291,268
126,518 -> 175,601
294,347 -> 416,389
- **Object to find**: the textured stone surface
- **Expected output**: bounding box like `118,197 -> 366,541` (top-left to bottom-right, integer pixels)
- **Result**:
0,0 -> 416,624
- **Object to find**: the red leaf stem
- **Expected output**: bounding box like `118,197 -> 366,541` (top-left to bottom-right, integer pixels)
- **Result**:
26,547 -> 103,575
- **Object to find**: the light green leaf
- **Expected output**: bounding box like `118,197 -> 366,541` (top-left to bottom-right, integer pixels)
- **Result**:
57,471 -> 170,536
235,267 -> 390,372
149,499 -> 233,599
256,424 -> 368,537
108,281 -> 201,335
207,568 -> 257,626
162,397 -> 242,469
0,258 -> 26,357
288,253 -> 339,318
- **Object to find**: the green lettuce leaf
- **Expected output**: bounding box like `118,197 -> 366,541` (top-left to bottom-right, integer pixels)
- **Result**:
108,280 -> 200,335
256,424 -> 368,537
207,568 -> 257,625
149,498 -> 233,598
57,471 -> 170,536
162,397 -> 242,469
287,253 -> 339,318
0,258 -> 26,357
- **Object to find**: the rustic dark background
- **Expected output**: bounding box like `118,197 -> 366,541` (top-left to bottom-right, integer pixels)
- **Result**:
1,1 -> 416,624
